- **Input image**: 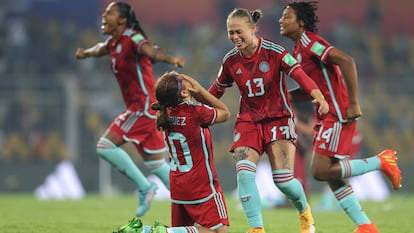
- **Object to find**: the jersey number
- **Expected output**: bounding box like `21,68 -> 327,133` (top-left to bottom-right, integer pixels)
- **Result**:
271,126 -> 290,140
245,78 -> 265,97
111,58 -> 118,74
316,126 -> 332,143
167,132 -> 193,172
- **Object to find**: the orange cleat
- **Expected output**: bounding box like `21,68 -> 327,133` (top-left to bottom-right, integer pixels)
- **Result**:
246,228 -> 266,233
353,222 -> 379,233
377,149 -> 402,190
299,206 -> 315,233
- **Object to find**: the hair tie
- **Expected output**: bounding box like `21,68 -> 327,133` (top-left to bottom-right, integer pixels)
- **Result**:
170,74 -> 181,100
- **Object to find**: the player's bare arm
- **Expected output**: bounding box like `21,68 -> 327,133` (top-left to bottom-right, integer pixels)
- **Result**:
326,48 -> 362,120
180,74 -> 230,123
75,42 -> 108,59
140,42 -> 185,68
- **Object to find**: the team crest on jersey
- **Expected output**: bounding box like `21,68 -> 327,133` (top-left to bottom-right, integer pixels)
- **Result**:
233,132 -> 241,142
236,68 -> 242,75
297,53 -> 302,63
259,61 -> 269,73
116,44 -> 122,54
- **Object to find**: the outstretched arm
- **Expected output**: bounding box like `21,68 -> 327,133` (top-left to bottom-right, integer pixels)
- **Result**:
76,42 -> 108,59
140,43 -> 185,68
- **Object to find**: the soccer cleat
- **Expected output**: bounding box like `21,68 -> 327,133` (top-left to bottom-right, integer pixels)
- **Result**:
377,149 -> 402,190
136,182 -> 158,217
113,217 -> 143,233
353,222 -> 379,233
246,227 -> 266,233
298,206 -> 315,233
149,222 -> 167,233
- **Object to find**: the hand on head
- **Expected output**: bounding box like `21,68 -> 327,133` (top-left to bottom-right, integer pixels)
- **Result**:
178,73 -> 202,94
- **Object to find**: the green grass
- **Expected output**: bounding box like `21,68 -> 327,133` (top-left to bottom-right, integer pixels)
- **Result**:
0,193 -> 412,233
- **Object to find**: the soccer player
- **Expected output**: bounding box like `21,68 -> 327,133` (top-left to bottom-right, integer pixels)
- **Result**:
279,2 -> 402,232
114,71 -> 230,233
75,1 -> 185,217
208,8 -> 329,233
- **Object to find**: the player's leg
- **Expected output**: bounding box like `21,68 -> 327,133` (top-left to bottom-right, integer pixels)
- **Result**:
231,121 -> 265,232
263,117 -> 314,233
96,131 -> 151,192
141,153 -> 170,190
136,115 -> 171,190
339,149 -> 401,190
268,140 -> 315,233
234,147 -> 264,232
313,121 -> 401,190
311,153 -> 378,232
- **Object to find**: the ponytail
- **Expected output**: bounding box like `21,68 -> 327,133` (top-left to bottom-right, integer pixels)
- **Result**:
152,71 -> 183,131
151,103 -> 171,130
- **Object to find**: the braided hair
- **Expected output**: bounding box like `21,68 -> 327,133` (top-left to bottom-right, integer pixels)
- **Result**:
115,2 -> 147,37
285,1 -> 319,33
151,72 -> 182,130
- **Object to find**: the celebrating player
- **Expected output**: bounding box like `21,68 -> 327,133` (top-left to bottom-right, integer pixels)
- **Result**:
75,1 -> 185,217
279,2 -> 402,232
208,8 -> 329,233
114,71 -> 230,233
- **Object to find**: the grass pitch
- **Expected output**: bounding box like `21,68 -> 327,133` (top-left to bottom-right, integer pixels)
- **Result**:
0,193 -> 412,233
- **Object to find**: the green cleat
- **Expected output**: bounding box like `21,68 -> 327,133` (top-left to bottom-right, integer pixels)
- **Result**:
149,222 -> 167,233
113,217 -> 143,233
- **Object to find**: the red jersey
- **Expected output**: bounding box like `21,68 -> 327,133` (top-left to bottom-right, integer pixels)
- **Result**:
164,101 -> 223,203
104,29 -> 157,115
293,31 -> 349,122
213,37 -> 301,122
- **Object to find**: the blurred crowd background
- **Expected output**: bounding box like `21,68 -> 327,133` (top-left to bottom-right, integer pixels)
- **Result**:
0,0 -> 413,194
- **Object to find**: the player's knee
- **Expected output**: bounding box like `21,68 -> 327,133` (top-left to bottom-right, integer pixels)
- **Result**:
96,137 -> 116,157
311,167 -> 327,181
232,147 -> 250,161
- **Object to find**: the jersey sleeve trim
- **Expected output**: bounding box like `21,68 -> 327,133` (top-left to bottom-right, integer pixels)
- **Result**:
130,32 -> 148,54
321,46 -> 334,63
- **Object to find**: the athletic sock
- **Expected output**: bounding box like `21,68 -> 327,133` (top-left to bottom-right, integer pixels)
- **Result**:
236,160 -> 263,228
273,169 -> 308,212
96,137 -> 150,191
339,157 -> 381,178
164,226 -> 199,233
144,158 -> 170,189
334,184 -> 371,225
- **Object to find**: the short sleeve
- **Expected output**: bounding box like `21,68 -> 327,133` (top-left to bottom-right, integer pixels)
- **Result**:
131,33 -> 148,53
195,104 -> 217,126
307,41 -> 334,63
